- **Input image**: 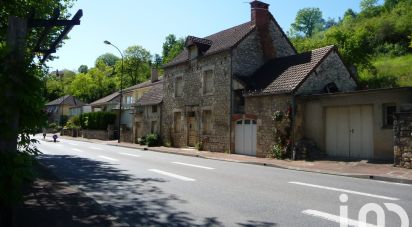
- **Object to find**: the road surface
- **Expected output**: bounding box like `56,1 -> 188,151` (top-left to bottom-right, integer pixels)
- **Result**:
35,135 -> 412,226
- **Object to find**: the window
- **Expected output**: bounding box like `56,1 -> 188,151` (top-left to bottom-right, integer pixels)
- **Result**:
175,76 -> 183,97
203,70 -> 213,95
202,110 -> 212,134
234,89 -> 245,113
383,104 -> 396,127
152,105 -> 157,113
125,96 -> 134,104
189,46 -> 198,60
174,112 -> 182,133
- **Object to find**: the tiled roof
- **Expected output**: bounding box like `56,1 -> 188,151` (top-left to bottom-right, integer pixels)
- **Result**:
90,92 -> 120,106
164,21 -> 255,67
122,77 -> 163,92
243,45 -> 335,96
136,82 -> 163,106
45,95 -> 85,106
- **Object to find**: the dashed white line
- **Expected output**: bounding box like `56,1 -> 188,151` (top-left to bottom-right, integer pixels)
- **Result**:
71,148 -> 83,152
302,209 -> 379,227
90,146 -> 104,150
98,155 -> 118,161
120,152 -> 141,158
149,169 -> 195,181
289,181 -> 399,201
172,162 -> 214,170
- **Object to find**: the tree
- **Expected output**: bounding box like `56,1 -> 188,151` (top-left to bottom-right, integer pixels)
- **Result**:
0,0 -> 76,225
290,8 -> 324,37
162,34 -> 185,64
153,54 -> 162,68
95,53 -> 120,67
122,45 -> 152,87
78,64 -> 88,73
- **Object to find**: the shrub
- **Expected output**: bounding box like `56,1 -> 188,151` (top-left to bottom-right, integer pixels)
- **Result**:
59,115 -> 69,126
195,141 -> 203,151
268,144 -> 285,159
65,116 -> 81,129
138,135 -> 146,145
79,112 -> 116,130
145,133 -> 160,147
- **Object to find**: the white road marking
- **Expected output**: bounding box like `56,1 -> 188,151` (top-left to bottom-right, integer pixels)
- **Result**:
71,148 -> 83,152
90,146 -> 104,150
289,181 -> 399,201
172,162 -> 214,170
120,152 -> 141,158
302,209 -> 379,227
98,155 -> 118,161
149,169 -> 195,181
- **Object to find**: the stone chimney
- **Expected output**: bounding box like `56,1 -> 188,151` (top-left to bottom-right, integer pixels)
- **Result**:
250,0 -> 276,60
151,68 -> 158,83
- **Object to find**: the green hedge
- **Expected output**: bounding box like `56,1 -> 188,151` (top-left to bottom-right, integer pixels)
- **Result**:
79,112 -> 116,130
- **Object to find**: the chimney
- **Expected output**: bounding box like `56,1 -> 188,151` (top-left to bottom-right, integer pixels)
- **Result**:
250,0 -> 276,60
151,68 -> 158,83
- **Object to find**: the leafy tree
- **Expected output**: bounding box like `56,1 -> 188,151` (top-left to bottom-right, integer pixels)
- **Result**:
0,0 -> 76,225
78,64 -> 88,73
290,8 -> 324,37
162,34 -> 185,64
95,53 -> 120,67
153,54 -> 162,68
122,45 -> 152,87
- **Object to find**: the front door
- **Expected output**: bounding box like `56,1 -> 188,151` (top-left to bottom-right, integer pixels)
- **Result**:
187,115 -> 198,147
235,119 -> 257,156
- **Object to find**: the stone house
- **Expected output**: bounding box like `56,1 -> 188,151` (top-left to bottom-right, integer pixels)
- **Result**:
45,95 -> 84,125
119,69 -> 162,143
162,0 -> 296,151
163,0 -> 411,160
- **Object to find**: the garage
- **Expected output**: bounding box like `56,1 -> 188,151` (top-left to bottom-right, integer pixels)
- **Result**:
235,119 -> 257,156
325,105 -> 373,159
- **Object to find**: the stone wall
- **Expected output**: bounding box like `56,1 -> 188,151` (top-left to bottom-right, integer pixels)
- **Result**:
296,51 -> 357,95
162,51 -> 231,151
120,127 -> 133,143
394,112 -> 412,168
82,130 -> 110,140
244,95 -> 292,157
268,20 -> 296,58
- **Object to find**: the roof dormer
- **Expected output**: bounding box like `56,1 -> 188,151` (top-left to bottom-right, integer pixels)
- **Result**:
185,36 -> 212,60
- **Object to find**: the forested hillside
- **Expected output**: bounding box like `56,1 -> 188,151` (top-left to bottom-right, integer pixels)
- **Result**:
288,0 -> 412,88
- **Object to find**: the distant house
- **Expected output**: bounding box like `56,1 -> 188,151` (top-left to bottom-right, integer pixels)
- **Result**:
45,95 -> 84,125
90,92 -> 120,112
119,69 -> 163,143
69,104 -> 91,117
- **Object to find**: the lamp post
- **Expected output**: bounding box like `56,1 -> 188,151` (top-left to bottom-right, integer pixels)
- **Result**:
104,40 -> 123,143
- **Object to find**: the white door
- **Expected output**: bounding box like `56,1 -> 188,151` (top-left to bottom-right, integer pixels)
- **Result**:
235,119 -> 257,156
325,106 -> 373,159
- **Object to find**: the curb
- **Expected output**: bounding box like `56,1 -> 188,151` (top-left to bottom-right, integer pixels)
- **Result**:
69,137 -> 412,186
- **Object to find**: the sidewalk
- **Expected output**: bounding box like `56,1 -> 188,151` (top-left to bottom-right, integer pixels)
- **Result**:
59,135 -> 412,184
14,162 -> 125,227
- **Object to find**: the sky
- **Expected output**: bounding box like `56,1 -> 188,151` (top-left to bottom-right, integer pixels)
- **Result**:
48,0 -> 367,72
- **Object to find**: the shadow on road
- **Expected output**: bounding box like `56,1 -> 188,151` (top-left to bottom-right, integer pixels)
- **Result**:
39,155 -> 277,226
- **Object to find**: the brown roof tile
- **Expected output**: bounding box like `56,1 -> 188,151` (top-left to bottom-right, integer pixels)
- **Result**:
90,92 -> 120,106
46,95 -> 85,106
243,45 -> 335,96
136,82 -> 163,106
164,21 -> 255,67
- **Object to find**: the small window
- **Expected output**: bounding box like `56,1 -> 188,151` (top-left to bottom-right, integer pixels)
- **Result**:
152,105 -> 157,113
252,120 -> 257,124
244,120 -> 251,124
203,70 -> 213,95
236,120 -> 242,125
175,76 -> 183,97
383,104 -> 396,127
189,46 -> 198,60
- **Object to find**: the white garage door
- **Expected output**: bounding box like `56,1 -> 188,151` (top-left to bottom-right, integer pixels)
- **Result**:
235,119 -> 257,156
326,105 -> 373,159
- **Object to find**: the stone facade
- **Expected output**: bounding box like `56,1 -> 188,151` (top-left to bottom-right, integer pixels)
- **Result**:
243,95 -> 292,157
134,104 -> 162,142
162,51 -> 232,151
82,129 -> 112,141
296,51 -> 357,95
394,112 -> 412,168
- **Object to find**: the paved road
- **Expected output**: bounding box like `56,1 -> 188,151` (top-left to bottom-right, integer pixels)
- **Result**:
35,135 -> 412,227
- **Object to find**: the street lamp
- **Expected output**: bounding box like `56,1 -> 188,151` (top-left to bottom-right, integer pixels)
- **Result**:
104,40 -> 123,143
